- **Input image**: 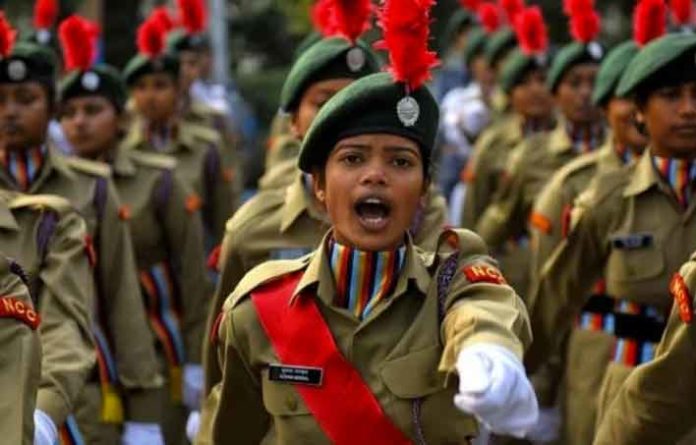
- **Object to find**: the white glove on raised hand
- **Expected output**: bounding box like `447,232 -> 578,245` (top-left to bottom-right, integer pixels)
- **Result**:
454,343 -> 538,438
186,410 -> 201,442
184,364 -> 204,411
33,410 -> 58,445
525,405 -> 561,444
121,422 -> 165,445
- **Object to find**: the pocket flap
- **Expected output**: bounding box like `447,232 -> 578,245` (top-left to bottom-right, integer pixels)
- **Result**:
380,344 -> 444,399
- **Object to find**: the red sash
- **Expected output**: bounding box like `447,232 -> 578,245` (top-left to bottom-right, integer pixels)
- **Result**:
252,272 -> 413,445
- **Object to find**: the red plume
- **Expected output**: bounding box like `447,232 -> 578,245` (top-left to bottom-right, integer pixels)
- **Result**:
176,0 -> 207,34
151,7 -> 175,34
137,16 -> 166,58
33,0 -> 58,30
0,13 -> 16,58
670,0 -> 693,26
460,0 -> 483,11
478,3 -> 502,34
515,6 -> 548,55
563,0 -> 594,17
331,0 -> 372,43
59,15 -> 98,71
376,0 -> 439,91
500,0 -> 524,24
311,0 -> 337,36
634,0 -> 666,46
570,10 -> 601,42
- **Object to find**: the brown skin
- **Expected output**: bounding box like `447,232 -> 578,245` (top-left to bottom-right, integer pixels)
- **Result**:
131,72 -> 179,126
0,82 -> 51,152
312,133 -> 428,252
555,63 -> 601,126
60,95 -> 122,160
179,50 -> 202,93
605,98 -> 647,156
471,55 -> 495,100
637,81 -> 696,160
198,49 -> 212,80
510,68 -> 554,121
290,78 -> 354,140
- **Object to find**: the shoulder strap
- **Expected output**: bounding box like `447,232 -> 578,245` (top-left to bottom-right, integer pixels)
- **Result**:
251,273 -> 412,445
434,229 -> 462,324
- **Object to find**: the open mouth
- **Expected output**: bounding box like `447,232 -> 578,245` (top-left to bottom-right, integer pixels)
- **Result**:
354,196 -> 392,232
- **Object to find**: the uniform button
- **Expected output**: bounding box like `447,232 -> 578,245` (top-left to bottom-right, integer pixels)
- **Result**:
286,395 -> 298,411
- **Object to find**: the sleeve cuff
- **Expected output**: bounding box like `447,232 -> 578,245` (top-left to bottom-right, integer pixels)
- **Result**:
124,387 -> 165,423
36,388 -> 71,427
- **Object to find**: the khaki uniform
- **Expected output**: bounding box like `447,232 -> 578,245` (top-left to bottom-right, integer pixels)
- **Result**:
123,117 -> 237,245
527,151 -> 696,429
0,192 -> 94,429
593,252 -> 696,445
476,123 -> 604,297
528,140 -> 629,445
257,158 -> 297,192
264,134 -> 301,176
210,229 -> 531,444
0,255 -> 42,445
0,148 -> 162,439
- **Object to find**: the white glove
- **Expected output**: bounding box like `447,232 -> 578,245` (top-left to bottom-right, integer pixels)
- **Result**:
33,410 -> 58,445
183,364 -> 204,411
525,405 -> 561,443
186,410 -> 201,442
454,344 -> 539,438
121,422 -> 165,445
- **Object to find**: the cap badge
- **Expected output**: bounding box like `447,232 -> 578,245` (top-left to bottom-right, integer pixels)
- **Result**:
7,60 -> 27,82
588,42 -> 603,60
37,29 -> 51,45
81,72 -> 101,91
346,47 -> 366,73
396,96 -> 420,127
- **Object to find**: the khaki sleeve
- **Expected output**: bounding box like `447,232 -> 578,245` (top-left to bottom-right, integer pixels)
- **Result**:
211,306 -> 269,444
161,172 -> 212,364
203,144 -> 237,243
0,260 -> 42,443
438,232 -> 532,373
593,303 -> 696,445
460,133 -> 498,229
412,188 -> 447,251
97,179 -> 163,421
37,211 -> 96,426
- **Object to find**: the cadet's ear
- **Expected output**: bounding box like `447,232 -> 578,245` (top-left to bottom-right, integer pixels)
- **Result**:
311,169 -> 327,208
289,112 -> 301,140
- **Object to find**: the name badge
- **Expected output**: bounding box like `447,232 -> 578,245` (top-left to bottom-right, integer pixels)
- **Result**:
610,233 -> 653,250
268,365 -> 324,386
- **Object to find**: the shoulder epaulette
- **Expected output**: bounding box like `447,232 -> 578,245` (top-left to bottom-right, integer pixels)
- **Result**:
127,150 -> 177,171
9,193 -> 73,214
554,150 -> 602,184
223,187 -> 286,237
64,156 -> 112,178
183,121 -> 222,145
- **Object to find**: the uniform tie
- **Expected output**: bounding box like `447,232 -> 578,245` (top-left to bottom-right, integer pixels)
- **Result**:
328,239 -> 406,320
567,122 -> 604,154
0,146 -> 46,191
652,156 -> 696,209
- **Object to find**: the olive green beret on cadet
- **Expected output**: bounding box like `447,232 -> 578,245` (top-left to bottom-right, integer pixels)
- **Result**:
442,9 -> 475,48
616,33 -> 696,98
57,16 -> 128,111
165,0 -> 209,54
591,41 -> 638,106
279,37 -> 380,113
0,41 -> 57,87
123,14 -> 180,86
299,71 -> 439,174
463,28 -> 488,68
484,29 -> 517,68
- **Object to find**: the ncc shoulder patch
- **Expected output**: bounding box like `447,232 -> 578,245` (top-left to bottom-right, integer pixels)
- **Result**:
0,296 -> 40,329
463,264 -> 507,285
185,194 -> 203,213
670,273 -> 693,324
529,212 -> 552,234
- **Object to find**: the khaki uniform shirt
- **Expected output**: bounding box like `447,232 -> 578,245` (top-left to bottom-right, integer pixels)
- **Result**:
211,229 -> 531,444
0,192 -> 94,427
123,118 -> 237,244
264,135 -> 301,176
593,252 -> 696,445
0,148 -> 162,422
0,255 -> 42,444
109,147 -> 211,364
257,158 -> 297,192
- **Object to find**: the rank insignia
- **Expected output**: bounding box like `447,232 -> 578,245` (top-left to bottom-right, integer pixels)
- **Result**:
463,264 -> 507,285
670,273 -> 693,324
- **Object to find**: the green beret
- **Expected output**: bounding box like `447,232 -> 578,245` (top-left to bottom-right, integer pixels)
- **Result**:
299,72 -> 439,173
616,33 -> 696,98
59,65 -> 128,111
485,29 -> 517,68
463,28 -> 488,68
280,37 -> 380,113
166,29 -> 210,54
547,42 -> 605,93
0,42 -> 57,87
499,49 -> 549,94
122,52 -> 180,86
592,41 -> 638,106
442,10 -> 475,48
294,31 -> 323,61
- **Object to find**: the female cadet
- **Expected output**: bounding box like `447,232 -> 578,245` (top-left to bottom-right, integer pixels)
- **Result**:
56,16 -> 211,444
526,31 -> 696,432
209,1 -> 537,443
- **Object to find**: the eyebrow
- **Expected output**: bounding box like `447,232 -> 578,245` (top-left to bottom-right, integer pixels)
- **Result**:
335,143 -> 419,154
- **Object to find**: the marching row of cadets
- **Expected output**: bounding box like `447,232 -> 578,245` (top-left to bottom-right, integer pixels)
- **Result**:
5,0 -> 696,443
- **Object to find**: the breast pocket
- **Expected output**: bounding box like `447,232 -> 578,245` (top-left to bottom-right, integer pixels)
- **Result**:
380,344 -> 478,444
606,233 -> 665,297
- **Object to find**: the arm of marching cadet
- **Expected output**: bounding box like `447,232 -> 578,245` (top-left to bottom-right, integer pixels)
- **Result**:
36,209 -> 96,427
437,229 -> 537,437
97,180 -> 163,422
460,129 -> 497,229
203,141 -> 238,244
593,257 -> 696,445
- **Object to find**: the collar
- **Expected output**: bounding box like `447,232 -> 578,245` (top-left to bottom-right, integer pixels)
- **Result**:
279,173 -> 326,233
624,150 -> 662,197
110,145 -> 137,177
289,231 -> 431,306
0,194 -> 18,230
547,121 -> 575,154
